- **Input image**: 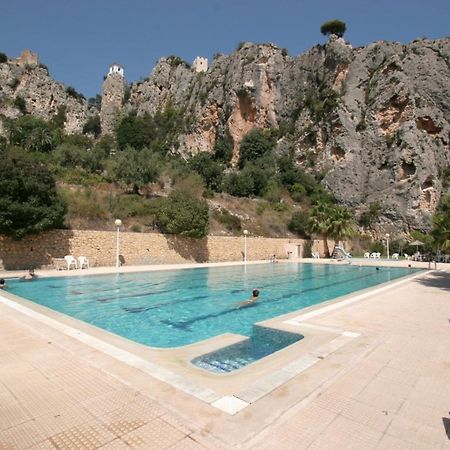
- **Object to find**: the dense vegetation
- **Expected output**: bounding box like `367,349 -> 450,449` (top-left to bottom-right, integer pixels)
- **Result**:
0,104 -> 448,256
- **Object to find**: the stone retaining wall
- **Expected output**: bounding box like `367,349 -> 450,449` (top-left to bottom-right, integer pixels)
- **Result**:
0,230 -> 316,270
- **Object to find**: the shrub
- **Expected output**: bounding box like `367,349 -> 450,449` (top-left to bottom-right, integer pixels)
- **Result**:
0,150 -> 66,239
238,129 -> 275,169
83,115 -> 101,137
65,86 -> 85,101
0,52 -> 7,63
320,19 -> 347,37
213,135 -> 233,163
288,211 -> 310,237
213,209 -> 241,232
222,172 -> 254,197
14,96 -> 27,114
156,190 -> 209,238
188,152 -> 223,191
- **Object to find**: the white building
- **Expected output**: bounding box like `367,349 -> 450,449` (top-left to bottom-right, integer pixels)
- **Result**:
192,57 -> 208,73
108,63 -> 124,77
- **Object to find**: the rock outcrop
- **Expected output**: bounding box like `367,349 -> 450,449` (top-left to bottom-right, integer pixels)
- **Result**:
126,38 -> 450,231
0,50 -> 93,134
2,38 -> 450,232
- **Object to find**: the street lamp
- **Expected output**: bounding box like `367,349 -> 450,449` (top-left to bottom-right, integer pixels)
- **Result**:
115,219 -> 122,268
385,233 -> 390,260
243,229 -> 248,263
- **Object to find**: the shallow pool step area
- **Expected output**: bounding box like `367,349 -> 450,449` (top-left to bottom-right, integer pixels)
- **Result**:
192,326 -> 304,373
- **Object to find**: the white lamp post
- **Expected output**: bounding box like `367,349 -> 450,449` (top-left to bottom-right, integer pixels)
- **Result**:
243,229 -> 248,263
386,233 -> 390,260
115,219 -> 122,268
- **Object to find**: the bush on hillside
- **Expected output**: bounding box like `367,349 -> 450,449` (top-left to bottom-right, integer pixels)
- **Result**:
156,190 -> 209,238
0,151 -> 66,239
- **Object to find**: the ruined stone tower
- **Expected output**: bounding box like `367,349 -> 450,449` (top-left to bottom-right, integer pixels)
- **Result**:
100,63 -> 125,135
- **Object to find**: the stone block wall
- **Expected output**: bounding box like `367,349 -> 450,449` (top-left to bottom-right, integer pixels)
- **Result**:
0,230 -> 312,270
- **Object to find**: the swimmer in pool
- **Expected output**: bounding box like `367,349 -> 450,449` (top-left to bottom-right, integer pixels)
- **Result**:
237,289 -> 260,308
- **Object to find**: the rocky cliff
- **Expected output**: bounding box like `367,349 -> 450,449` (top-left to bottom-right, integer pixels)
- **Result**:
0,50 -> 93,134
127,37 -> 450,231
1,38 -> 450,232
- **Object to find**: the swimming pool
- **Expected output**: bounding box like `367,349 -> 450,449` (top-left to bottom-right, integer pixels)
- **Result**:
6,263 -> 419,348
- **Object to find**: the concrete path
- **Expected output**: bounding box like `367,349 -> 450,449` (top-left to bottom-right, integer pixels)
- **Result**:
0,265 -> 449,449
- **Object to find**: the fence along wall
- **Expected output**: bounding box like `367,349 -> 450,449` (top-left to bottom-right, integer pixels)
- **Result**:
0,230 -> 310,270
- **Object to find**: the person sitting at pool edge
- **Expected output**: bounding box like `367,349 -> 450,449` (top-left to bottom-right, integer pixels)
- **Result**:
21,269 -> 37,281
0,278 -> 6,289
237,289 -> 260,308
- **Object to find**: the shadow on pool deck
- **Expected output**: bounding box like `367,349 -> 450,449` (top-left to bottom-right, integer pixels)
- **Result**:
414,270 -> 450,292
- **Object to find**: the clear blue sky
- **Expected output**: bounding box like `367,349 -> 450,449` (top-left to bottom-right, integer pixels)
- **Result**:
2,0 -> 449,99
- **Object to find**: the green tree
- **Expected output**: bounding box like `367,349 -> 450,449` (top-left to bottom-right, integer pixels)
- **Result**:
188,152 -> 223,191
83,115 -> 101,138
307,202 -> 353,257
7,115 -> 57,152
112,146 -> 162,194
307,201 -> 335,257
222,172 -> 254,197
156,190 -> 209,238
431,195 -> 450,251
0,52 -> 7,63
320,19 -> 347,37
238,129 -> 275,169
0,151 -> 66,239
329,205 -> 354,247
289,210 -> 310,237
213,135 -> 233,163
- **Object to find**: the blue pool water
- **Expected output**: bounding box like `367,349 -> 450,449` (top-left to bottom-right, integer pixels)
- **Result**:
6,263 -> 419,348
192,326 -> 304,373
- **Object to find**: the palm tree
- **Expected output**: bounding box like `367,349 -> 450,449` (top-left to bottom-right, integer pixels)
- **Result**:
307,201 -> 334,257
308,202 -> 354,258
329,205 -> 355,252
431,196 -> 450,252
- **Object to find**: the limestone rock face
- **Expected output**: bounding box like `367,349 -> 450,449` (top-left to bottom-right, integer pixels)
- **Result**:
2,38 -> 450,231
126,38 -> 450,231
0,55 -> 93,134
100,71 -> 125,135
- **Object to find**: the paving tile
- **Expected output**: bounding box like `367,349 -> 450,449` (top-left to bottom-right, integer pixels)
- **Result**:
0,399 -> 32,431
168,436 -> 209,449
81,386 -> 140,417
385,416 -> 446,449
48,421 -> 116,450
28,439 -> 58,449
33,410 -> 94,437
160,413 -> 194,436
339,398 -> 393,433
121,417 -> 185,449
0,419 -> 47,449
306,415 -> 383,450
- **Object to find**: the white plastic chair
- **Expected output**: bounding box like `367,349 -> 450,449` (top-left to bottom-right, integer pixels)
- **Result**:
78,256 -> 89,269
375,252 -> 381,259
404,253 -> 410,260
64,255 -> 77,270
364,252 -> 370,258
392,253 -> 399,260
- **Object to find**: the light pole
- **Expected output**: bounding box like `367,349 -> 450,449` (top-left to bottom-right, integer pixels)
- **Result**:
115,219 -> 122,268
385,233 -> 390,260
243,229 -> 248,263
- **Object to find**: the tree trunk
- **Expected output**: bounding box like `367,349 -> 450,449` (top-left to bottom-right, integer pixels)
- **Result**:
323,233 -> 330,258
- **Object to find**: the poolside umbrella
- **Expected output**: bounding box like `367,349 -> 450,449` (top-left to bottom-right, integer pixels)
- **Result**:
410,240 -> 424,254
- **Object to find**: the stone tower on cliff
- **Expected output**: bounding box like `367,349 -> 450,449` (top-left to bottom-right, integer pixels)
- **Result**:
100,63 -> 125,135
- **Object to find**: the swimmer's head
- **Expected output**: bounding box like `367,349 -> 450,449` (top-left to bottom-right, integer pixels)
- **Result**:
252,289 -> 260,297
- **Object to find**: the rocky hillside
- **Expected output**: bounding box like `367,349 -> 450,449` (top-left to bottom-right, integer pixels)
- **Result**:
127,37 -> 450,232
0,50 -> 93,134
2,37 -> 450,232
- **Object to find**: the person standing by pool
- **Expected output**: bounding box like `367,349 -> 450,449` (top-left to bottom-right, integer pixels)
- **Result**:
237,288 -> 260,308
0,278 -> 6,289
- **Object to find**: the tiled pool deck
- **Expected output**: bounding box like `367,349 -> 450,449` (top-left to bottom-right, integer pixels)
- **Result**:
0,259 -> 449,449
